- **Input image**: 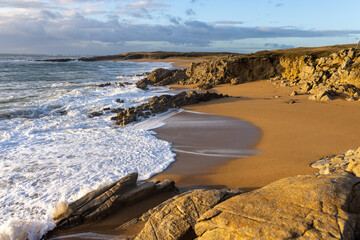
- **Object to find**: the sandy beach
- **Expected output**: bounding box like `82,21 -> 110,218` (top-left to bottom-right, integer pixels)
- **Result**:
49,78 -> 360,239
152,80 -> 360,189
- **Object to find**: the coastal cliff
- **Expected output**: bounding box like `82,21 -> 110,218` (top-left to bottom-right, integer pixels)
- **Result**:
137,45 -> 360,101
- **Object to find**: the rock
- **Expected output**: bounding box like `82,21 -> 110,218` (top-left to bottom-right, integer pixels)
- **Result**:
308,95 -> 317,101
342,59 -> 353,69
184,55 -> 280,88
195,174 -> 360,239
197,83 -> 214,90
136,68 -> 188,90
97,82 -> 112,87
320,93 -> 333,101
288,100 -> 296,104
301,82 -> 313,93
348,48 -> 356,59
135,189 -> 243,240
88,111 -> 104,118
311,147 -> 360,177
112,91 -> 226,126
54,172 -> 176,229
230,78 -> 242,85
290,91 -> 298,96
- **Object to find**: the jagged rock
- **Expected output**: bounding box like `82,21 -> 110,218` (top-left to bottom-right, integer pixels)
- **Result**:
311,147 -> 360,177
290,91 -> 298,96
185,56 -> 280,88
97,82 -> 112,87
280,48 -> 360,101
195,174 -> 360,239
320,93 -> 333,101
197,83 -> 214,90
134,189 -> 243,240
136,68 -> 188,90
88,111 -> 104,118
230,78 -> 241,85
54,172 -> 175,229
112,91 -> 226,126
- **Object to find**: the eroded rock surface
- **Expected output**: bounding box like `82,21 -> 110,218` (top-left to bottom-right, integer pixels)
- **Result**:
279,48 -> 360,101
195,174 -> 360,239
55,172 -> 175,229
311,147 -> 360,177
134,188 -> 243,240
136,68 -> 188,90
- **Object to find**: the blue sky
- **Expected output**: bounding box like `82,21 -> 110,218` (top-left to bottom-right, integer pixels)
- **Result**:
0,0 -> 359,55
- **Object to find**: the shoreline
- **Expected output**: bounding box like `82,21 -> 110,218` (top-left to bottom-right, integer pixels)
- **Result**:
50,77 -> 360,238
47,48 -> 360,238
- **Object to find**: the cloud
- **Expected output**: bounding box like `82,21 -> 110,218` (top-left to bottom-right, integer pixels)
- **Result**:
116,0 -> 169,19
276,3 -> 284,7
168,16 -> 182,25
264,43 -> 294,49
0,0 -> 47,8
0,9 -> 359,54
213,21 -> 243,25
185,8 -> 196,16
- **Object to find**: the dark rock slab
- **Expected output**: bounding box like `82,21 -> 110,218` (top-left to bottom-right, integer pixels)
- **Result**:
54,172 -> 175,229
112,91 -> 227,126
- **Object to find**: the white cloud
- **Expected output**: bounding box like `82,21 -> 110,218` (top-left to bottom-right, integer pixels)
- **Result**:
0,0 -> 359,54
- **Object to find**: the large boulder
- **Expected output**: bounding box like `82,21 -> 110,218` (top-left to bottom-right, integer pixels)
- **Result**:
195,174 -> 360,239
135,189 -> 243,240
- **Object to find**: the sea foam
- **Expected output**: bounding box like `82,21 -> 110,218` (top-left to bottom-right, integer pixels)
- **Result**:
0,59 -> 175,239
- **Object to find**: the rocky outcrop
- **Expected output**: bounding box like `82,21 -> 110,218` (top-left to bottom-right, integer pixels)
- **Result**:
54,172 -> 175,229
134,188 -> 243,240
136,55 -> 281,90
112,91 -> 227,126
136,68 -> 188,90
195,174 -> 360,239
279,48 -> 360,100
184,55 -> 281,87
135,47 -> 360,101
311,147 -> 360,177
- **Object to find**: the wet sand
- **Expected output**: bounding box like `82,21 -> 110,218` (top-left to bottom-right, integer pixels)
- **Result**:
152,110 -> 261,188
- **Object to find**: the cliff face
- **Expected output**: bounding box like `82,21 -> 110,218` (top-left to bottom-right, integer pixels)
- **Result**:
184,55 -> 281,87
280,48 -> 360,87
136,46 -> 360,100
279,48 -> 360,100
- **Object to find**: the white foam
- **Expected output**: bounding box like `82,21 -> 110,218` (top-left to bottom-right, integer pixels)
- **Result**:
0,61 -> 176,239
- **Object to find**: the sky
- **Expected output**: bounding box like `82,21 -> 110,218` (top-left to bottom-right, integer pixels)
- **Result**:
1,0 -> 360,55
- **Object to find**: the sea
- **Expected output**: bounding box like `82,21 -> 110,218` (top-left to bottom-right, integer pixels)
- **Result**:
0,54 -> 177,239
